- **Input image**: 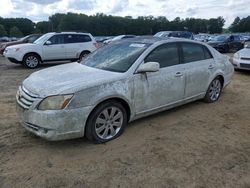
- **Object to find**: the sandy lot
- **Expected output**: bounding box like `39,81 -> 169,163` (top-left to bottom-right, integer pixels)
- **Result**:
0,56 -> 250,188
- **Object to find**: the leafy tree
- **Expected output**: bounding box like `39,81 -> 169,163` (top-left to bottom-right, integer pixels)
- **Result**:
9,26 -> 23,37
0,24 -> 7,36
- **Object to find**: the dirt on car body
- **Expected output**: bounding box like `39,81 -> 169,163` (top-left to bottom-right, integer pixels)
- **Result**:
0,56 -> 250,188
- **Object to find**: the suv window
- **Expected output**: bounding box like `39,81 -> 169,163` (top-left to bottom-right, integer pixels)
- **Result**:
145,43 -> 179,68
233,35 -> 240,41
48,34 -> 65,45
182,43 -> 212,63
66,34 -> 91,43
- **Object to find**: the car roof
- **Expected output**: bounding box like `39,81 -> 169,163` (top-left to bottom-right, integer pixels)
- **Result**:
47,32 -> 91,35
117,36 -> 198,45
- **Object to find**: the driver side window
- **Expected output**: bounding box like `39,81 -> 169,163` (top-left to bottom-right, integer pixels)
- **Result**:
144,43 -> 179,68
47,34 -> 65,45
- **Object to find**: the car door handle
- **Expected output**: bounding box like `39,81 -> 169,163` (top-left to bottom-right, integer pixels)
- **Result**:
208,65 -> 214,69
175,72 -> 183,77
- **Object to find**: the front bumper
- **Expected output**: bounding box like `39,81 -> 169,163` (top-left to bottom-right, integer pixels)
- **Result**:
232,58 -> 250,70
3,49 -> 23,63
16,102 -> 93,141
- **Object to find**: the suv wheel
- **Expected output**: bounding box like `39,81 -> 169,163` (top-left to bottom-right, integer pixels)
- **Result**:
78,51 -> 90,62
23,54 -> 40,68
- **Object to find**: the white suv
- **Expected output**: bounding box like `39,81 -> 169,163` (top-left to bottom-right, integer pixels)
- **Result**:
4,32 -> 98,68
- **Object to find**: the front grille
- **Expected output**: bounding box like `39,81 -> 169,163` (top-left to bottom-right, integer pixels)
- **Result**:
241,57 -> 250,61
16,86 -> 38,109
240,63 -> 250,69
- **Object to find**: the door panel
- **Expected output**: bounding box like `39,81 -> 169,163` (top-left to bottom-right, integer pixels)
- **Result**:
42,34 -> 66,60
184,59 -> 214,98
133,65 -> 186,113
65,34 -> 92,59
180,42 -> 214,99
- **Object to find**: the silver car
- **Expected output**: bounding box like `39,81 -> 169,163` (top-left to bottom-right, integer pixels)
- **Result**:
232,44 -> 250,70
16,37 -> 234,143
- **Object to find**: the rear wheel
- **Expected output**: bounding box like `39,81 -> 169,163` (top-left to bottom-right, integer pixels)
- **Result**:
204,77 -> 222,103
85,100 -> 127,143
78,51 -> 90,62
23,54 -> 40,68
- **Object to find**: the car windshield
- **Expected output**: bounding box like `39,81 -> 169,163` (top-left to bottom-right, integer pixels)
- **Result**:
213,36 -> 228,42
33,33 -> 53,44
154,32 -> 170,37
246,44 -> 250,49
81,41 -> 151,72
20,36 -> 29,41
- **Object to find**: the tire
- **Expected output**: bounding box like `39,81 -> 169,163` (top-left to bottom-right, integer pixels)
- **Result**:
204,77 -> 223,103
85,100 -> 128,143
23,53 -> 40,68
78,51 -> 90,62
224,45 -> 229,53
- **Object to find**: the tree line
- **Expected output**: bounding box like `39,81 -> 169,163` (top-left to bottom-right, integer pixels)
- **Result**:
229,16 -> 250,33
0,12 -> 249,37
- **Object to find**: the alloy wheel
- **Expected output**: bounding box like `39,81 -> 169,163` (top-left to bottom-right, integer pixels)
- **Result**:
95,106 -> 123,140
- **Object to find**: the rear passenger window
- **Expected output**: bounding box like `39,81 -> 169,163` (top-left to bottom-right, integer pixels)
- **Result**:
182,43 -> 211,63
203,47 -> 213,59
76,35 -> 91,42
66,34 -> 92,43
145,43 -> 179,68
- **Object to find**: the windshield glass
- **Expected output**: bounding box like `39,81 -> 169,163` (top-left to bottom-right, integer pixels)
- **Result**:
81,41 -> 151,72
34,33 -> 53,44
213,35 -> 228,42
246,44 -> 250,49
154,32 -> 170,37
20,36 -> 29,41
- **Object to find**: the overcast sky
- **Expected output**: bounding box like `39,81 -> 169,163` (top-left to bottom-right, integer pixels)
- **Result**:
1,0 -> 250,27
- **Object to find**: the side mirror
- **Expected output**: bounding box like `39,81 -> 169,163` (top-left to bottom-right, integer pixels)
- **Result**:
136,62 -> 160,73
45,40 -> 52,45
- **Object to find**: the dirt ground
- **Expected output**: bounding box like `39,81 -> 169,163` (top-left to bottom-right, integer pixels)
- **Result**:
0,55 -> 250,188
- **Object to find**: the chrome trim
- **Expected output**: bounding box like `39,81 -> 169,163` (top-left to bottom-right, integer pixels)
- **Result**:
16,86 -> 38,109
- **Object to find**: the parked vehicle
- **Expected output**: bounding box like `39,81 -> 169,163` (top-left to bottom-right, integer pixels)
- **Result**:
16,37 -> 234,143
232,44 -> 250,70
0,37 -> 10,42
4,32 -> 98,68
207,35 -> 244,53
0,34 -> 42,55
103,35 -> 136,44
194,34 -> 210,42
154,31 -> 194,40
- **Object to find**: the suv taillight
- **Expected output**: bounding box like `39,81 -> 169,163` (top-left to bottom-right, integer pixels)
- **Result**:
94,43 -> 99,48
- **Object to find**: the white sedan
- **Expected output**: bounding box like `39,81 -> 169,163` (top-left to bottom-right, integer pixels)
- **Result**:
232,44 -> 250,70
16,37 -> 234,143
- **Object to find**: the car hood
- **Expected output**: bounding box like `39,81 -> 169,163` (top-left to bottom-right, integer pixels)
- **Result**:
7,43 -> 36,49
0,40 -> 23,48
23,63 -> 123,97
207,41 -> 224,45
238,48 -> 250,57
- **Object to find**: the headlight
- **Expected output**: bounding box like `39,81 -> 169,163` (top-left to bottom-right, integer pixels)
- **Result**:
38,94 -> 73,110
234,53 -> 240,59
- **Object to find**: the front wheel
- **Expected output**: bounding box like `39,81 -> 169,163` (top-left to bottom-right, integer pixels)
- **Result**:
85,100 -> 128,143
204,77 -> 222,103
23,54 -> 40,68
